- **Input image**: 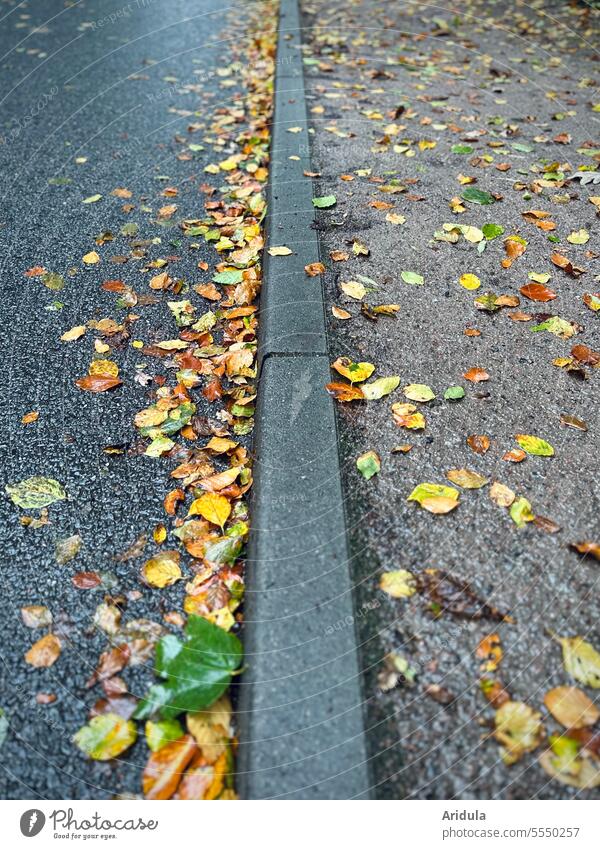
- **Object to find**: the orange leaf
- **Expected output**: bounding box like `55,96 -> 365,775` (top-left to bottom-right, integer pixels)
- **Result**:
467,434 -> 490,454
463,367 -> 489,382
325,382 -> 365,402
304,262 -> 325,277
143,735 -> 198,800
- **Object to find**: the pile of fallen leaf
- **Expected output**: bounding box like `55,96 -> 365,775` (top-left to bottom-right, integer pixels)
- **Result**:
9,0 -> 276,799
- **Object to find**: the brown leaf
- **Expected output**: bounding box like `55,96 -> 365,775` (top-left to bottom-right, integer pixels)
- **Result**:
75,375 -> 122,393
519,283 -> 557,302
72,572 -> 102,588
417,569 -> 511,622
304,262 -> 325,277
467,434 -> 490,454
544,686 -> 600,729
551,253 -> 585,277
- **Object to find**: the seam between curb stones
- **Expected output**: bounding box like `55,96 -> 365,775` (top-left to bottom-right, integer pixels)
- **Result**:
237,0 -> 373,800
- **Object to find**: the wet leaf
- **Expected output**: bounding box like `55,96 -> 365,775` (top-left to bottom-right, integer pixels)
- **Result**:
267,246 -> 292,256
356,450 -> 380,480
312,195 -> 336,208
510,496 -> 535,528
446,468 -> 488,489
539,741 -> 600,789
461,187 -> 494,205
519,283 -> 557,302
459,273 -> 481,291
392,402 -> 425,430
142,551 -> 182,589
403,383 -> 435,402
304,262 -> 325,276
494,700 -> 543,764
401,270 -> 424,285
134,615 -> 243,719
444,385 -> 464,401
476,633 -> 503,672
464,367 -> 489,383
489,482 -> 515,508
467,434 -> 490,454
21,605 -> 52,628
75,375 -> 122,392
24,634 -> 61,668
186,696 -> 232,764
544,687 -> 600,729
340,280 -> 367,300
6,477 -> 66,509
379,570 -> 416,599
331,357 -> 375,384
555,635 -> 600,688
361,375 -> 400,400
61,325 -> 86,342
56,534 -> 82,565
515,434 -> 554,456
188,493 -> 231,527
417,569 -> 509,621
145,718 -> 185,753
570,541 -> 600,562
74,713 -> 136,761
325,381 -> 364,402
408,482 -> 459,514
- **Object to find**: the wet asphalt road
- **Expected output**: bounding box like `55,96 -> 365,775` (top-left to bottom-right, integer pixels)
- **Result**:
0,0 -> 242,799
301,0 -> 600,799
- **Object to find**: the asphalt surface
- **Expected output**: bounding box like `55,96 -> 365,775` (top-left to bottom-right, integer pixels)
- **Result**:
301,0 -> 600,798
0,0 -> 249,799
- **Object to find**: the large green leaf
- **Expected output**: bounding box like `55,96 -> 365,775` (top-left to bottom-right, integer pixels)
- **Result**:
134,615 -> 243,720
6,476 -> 66,509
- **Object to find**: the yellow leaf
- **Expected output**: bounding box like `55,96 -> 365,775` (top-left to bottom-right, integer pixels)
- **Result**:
544,686 -> 600,729
83,251 -> 100,265
459,273 -> 481,290
142,551 -> 182,588
340,280 -> 366,300
331,357 -> 375,384
188,493 -> 231,527
379,570 -> 417,598
267,246 -> 293,256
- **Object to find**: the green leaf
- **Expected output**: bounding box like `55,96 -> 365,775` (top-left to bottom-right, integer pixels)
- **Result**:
134,615 -> 243,720
356,450 -> 380,480
204,535 -> 243,566
530,316 -> 576,339
73,713 -> 136,761
6,476 -> 66,509
515,434 -> 554,457
444,385 -> 465,401
401,270 -> 424,285
312,195 -> 337,208
451,144 -> 473,154
41,272 -> 65,291
0,708 -> 8,749
83,194 -> 102,204
145,718 -> 185,752
510,496 -> 534,528
407,482 -> 459,505
482,223 -> 504,240
462,187 -> 495,205
212,269 -> 244,286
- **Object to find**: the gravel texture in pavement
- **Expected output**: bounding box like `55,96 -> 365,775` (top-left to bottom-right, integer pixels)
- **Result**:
0,0 -> 247,799
300,0 -> 600,799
